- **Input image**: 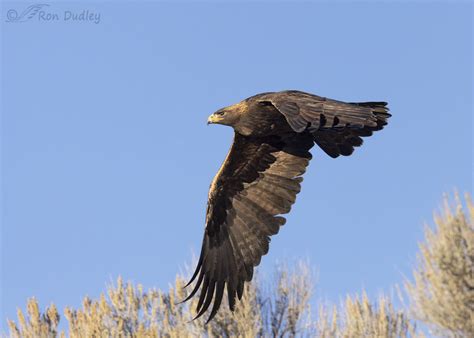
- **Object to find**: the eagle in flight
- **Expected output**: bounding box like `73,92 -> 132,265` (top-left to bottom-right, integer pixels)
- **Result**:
183,90 -> 391,322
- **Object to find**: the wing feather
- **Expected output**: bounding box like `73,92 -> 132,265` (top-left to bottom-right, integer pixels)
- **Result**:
185,132 -> 313,322
258,90 -> 391,158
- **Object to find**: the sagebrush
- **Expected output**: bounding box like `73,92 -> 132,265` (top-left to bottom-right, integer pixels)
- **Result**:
7,193 -> 472,337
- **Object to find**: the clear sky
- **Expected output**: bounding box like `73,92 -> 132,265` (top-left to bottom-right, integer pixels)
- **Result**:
1,1 -> 472,330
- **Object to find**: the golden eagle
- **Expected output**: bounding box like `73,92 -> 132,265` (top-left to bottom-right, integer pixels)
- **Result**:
183,90 -> 390,322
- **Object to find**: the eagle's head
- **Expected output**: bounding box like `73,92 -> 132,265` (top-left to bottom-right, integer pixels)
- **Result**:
207,101 -> 248,127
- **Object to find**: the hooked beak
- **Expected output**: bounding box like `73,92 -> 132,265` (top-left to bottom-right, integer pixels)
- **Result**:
207,110 -> 225,125
207,114 -> 215,125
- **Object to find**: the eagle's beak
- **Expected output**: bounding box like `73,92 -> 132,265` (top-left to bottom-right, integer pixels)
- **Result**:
207,114 -> 216,125
207,111 -> 224,125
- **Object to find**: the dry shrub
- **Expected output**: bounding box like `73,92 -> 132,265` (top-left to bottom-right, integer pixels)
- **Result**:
7,261 -> 410,338
9,192 -> 472,337
405,193 -> 474,337
316,292 -> 415,338
260,260 -> 314,337
7,299 -> 60,338
7,262 -> 313,337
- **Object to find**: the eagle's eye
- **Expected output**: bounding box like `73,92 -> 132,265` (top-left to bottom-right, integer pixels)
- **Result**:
215,111 -> 225,116
258,101 -> 273,107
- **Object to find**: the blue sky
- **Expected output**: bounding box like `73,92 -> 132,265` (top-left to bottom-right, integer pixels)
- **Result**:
1,1 -> 472,330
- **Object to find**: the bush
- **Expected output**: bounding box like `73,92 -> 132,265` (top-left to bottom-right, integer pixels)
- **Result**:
405,193 -> 473,337
7,263 -> 413,337
7,193 -> 472,337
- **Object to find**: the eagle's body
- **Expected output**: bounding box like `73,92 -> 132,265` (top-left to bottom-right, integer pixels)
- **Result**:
184,90 -> 391,322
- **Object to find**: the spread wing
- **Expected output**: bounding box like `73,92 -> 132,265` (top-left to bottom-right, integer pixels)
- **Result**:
184,132 -> 313,322
259,90 -> 391,158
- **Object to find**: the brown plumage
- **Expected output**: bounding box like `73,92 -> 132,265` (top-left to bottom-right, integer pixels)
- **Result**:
183,90 -> 391,322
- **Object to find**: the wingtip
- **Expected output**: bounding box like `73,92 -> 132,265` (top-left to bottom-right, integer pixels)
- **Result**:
193,304 -> 211,322
190,311 -> 215,325
205,314 -> 216,325
178,293 -> 194,304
